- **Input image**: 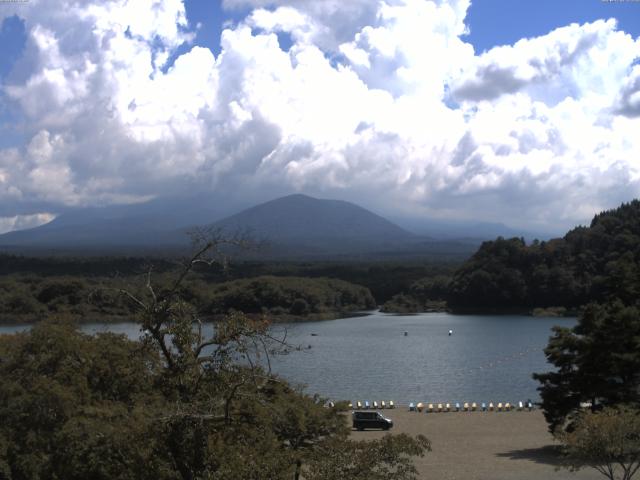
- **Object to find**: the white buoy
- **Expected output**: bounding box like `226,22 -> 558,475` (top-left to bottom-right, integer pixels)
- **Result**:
448,329 -> 453,336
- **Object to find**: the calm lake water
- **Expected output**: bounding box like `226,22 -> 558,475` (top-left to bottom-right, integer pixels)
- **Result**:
1,312 -> 575,405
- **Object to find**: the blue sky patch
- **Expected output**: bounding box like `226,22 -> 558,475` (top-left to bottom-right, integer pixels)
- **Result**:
465,0 -> 640,54
0,15 -> 27,80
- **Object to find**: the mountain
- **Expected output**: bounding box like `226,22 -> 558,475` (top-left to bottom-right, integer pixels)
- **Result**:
0,195 -> 237,252
211,194 -> 418,255
391,216 -> 556,242
0,193 -> 477,259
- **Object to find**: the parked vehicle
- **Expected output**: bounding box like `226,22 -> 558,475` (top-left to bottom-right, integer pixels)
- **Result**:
352,411 -> 393,431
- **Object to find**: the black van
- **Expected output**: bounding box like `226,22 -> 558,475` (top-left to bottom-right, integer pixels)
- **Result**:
352,411 -> 393,431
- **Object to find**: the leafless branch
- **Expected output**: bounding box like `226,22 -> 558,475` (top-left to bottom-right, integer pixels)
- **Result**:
117,288 -> 147,310
146,267 -> 157,303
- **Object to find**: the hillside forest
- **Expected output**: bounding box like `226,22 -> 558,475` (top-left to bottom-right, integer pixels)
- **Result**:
385,200 -> 640,314
0,256 -> 454,324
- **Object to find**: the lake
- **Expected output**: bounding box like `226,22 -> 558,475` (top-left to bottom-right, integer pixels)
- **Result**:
1,311 -> 575,405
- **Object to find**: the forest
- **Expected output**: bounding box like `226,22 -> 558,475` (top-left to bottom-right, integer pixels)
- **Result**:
0,255 -> 455,324
447,200 -> 640,311
381,200 -> 640,314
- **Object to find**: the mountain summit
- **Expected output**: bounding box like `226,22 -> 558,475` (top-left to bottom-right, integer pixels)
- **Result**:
213,194 -> 415,252
0,194 -> 425,257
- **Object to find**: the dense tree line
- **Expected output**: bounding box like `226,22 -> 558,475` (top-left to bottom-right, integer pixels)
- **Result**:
0,254 -> 458,304
0,273 -> 376,324
380,276 -> 450,313
0,254 -> 174,277
448,201 -> 640,311
197,261 -> 458,304
203,276 -> 376,317
376,200 -> 640,313
0,275 -> 119,322
0,255 -> 459,321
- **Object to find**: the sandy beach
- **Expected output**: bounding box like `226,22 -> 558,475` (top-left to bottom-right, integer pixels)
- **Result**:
350,407 -> 602,480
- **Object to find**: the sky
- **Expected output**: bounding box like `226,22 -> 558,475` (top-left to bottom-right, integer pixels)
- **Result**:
0,0 -> 639,235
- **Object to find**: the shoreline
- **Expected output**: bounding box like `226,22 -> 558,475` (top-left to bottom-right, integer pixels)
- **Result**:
0,306 -> 580,326
0,310 -> 374,326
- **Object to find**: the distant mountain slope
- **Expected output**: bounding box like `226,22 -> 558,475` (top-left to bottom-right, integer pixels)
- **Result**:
447,200 -> 640,310
0,193 -> 477,259
0,196 -> 234,250
394,217 -> 555,242
212,194 -> 417,253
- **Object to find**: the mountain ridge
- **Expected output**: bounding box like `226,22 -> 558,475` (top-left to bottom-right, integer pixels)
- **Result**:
0,194 -> 422,255
0,193 -> 496,259
212,194 -> 416,242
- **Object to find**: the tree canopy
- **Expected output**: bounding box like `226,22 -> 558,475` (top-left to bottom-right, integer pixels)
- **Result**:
448,200 -> 640,311
533,302 -> 640,433
558,406 -> 640,480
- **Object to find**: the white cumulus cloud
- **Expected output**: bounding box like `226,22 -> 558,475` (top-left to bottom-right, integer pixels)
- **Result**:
0,0 -> 639,234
